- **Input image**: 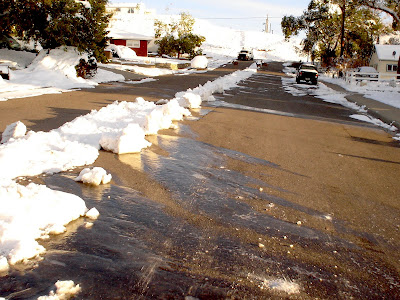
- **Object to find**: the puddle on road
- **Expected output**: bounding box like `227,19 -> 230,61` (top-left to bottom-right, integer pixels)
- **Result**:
2,130 -> 399,299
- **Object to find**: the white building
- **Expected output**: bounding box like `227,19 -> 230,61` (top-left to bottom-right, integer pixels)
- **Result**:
369,44 -> 400,78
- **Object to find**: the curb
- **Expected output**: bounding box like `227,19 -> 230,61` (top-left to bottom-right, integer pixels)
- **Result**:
321,80 -> 400,133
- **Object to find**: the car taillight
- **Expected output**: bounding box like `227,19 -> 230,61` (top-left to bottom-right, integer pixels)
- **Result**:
299,72 -> 303,76
316,74 -> 318,77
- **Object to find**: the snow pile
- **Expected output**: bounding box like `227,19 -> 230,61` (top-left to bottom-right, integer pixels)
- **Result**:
191,55 -> 208,69
0,121 -> 27,144
75,167 -> 112,185
0,47 -> 124,101
0,180 -> 93,269
106,44 -> 137,60
175,63 -> 258,105
37,280 -> 81,300
100,123 -> 152,154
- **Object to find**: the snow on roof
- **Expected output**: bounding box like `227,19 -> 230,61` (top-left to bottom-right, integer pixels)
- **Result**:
374,44 -> 400,61
107,2 -> 141,8
108,29 -> 153,40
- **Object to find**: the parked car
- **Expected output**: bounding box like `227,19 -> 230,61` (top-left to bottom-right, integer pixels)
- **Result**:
296,63 -> 318,85
237,49 -> 254,61
354,66 -> 378,81
0,35 -> 21,51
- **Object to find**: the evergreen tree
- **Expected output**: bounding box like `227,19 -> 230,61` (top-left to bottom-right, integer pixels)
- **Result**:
155,12 -> 205,58
2,0 -> 110,62
0,0 -> 14,35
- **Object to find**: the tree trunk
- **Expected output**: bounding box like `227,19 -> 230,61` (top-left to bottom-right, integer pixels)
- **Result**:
340,3 -> 346,58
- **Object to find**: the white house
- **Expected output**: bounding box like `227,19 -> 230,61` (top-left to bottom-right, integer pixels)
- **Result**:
369,44 -> 400,78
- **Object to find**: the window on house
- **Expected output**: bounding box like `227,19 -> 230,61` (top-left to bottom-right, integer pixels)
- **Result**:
387,64 -> 398,72
128,8 -> 135,13
126,40 -> 140,48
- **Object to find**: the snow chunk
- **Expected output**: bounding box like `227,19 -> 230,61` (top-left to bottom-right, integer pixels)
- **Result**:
106,44 -> 137,60
37,280 -> 81,300
0,181 -> 88,266
100,124 -> 151,154
85,207 -> 100,220
1,121 -> 27,144
75,167 -> 112,185
176,92 -> 202,109
191,55 -> 208,69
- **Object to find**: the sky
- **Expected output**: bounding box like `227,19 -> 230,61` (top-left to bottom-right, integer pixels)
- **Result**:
109,0 -> 310,33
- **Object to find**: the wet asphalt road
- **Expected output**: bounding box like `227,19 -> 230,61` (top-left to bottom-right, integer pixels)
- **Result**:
1,61 -> 400,299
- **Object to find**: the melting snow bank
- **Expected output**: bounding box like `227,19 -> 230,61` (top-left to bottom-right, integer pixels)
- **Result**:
281,77 -> 399,134
0,180 -> 93,270
0,63 -> 258,271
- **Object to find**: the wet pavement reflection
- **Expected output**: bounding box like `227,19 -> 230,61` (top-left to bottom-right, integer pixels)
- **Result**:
1,130 -> 399,299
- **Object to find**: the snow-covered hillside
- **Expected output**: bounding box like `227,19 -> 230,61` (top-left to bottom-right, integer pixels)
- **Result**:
109,12 -> 306,62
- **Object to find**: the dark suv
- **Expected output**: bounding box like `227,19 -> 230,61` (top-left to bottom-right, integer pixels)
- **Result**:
296,64 -> 318,85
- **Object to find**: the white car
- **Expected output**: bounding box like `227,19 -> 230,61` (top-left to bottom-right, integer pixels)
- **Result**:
237,49 -> 254,61
354,66 -> 378,81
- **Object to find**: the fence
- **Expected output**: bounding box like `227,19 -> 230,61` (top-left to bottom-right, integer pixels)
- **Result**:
346,71 -> 400,86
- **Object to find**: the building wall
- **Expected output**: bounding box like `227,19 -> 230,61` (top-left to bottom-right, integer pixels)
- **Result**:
369,53 -> 399,79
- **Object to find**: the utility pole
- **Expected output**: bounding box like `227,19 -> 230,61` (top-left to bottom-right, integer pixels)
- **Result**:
265,15 -> 269,33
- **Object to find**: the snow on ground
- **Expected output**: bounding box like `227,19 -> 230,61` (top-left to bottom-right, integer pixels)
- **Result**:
194,19 -> 306,63
0,63 -> 257,272
281,76 -> 398,133
284,64 -> 400,110
0,47 -> 124,101
321,76 -> 400,109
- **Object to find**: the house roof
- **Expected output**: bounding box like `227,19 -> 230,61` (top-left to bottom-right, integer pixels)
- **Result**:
108,29 -> 154,41
374,44 -> 400,61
